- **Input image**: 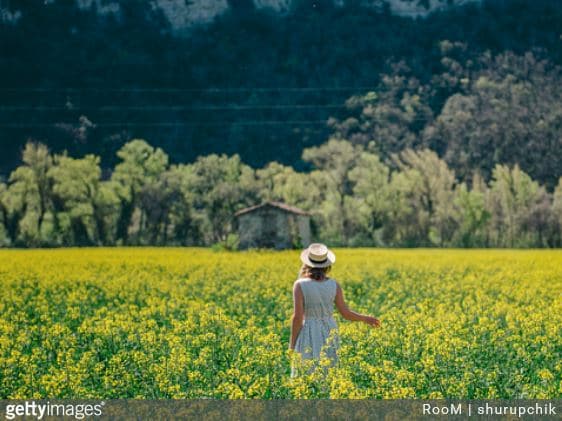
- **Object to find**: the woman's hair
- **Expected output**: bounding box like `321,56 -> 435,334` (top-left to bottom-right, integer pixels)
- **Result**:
299,264 -> 331,281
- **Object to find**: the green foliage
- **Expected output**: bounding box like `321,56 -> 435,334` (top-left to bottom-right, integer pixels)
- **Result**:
190,154 -> 259,244
0,182 -> 10,247
302,139 -> 365,245
333,73 -> 433,160
5,143 -> 54,246
3,1 -> 562,187
489,164 -> 550,247
48,154 -> 102,245
0,137 -> 560,249
11,1 -> 562,248
383,149 -> 458,246
111,139 -> 170,244
255,162 -> 320,210
452,178 -> 490,247
551,178 -> 562,247
347,151 -> 391,245
212,233 -> 240,252
426,51 -> 562,189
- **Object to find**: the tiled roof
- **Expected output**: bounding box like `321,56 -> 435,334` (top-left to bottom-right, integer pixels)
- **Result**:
234,201 -> 311,217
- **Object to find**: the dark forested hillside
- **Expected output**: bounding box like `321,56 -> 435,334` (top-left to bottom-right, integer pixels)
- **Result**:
1,0 -> 562,184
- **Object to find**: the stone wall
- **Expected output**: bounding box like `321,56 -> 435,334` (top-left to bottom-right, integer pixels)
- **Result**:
237,206 -> 310,249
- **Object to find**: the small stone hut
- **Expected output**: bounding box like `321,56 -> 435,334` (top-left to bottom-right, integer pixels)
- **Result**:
234,201 -> 311,249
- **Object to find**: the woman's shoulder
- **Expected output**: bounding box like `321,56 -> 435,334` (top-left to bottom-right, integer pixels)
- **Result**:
293,278 -> 308,292
294,277 -> 316,288
329,278 -> 340,290
295,277 -> 338,284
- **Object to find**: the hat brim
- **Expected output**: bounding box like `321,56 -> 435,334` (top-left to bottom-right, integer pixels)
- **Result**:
300,249 -> 336,268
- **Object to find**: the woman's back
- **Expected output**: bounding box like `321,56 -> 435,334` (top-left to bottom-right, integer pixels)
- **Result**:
296,277 -> 337,320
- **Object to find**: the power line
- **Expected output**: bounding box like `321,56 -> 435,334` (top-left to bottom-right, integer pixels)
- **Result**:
0,120 -> 333,128
0,87 -> 380,92
0,115 -> 437,128
0,104 -> 347,111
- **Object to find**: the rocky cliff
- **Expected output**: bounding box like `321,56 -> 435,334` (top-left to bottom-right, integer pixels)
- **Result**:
1,0 -> 481,30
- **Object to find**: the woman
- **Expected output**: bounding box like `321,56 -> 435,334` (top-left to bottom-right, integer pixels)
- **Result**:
289,243 -> 380,377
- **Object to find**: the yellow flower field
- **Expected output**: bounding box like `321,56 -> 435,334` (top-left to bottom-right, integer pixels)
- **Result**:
0,248 -> 560,399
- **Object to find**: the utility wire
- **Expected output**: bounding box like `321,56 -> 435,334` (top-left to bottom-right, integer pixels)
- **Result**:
0,121 -> 333,128
0,87 -> 381,92
0,104 -> 347,111
0,118 -> 430,129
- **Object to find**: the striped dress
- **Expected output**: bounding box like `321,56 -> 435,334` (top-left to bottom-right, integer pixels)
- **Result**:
291,277 -> 340,377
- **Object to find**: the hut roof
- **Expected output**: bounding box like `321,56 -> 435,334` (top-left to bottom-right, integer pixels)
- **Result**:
234,201 -> 311,217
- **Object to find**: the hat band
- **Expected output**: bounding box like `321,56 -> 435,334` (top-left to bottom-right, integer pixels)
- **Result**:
309,255 -> 328,263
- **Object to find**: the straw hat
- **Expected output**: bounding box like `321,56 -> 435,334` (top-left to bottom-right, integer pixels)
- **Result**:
300,243 -> 336,268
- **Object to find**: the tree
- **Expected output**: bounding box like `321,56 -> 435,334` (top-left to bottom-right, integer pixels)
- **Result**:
425,51 -> 562,188
92,180 -> 121,246
347,151 -> 392,245
387,148 -> 458,246
329,63 -> 433,163
452,172 -> 491,247
48,154 -> 113,245
0,177 -> 24,245
138,168 -> 188,245
255,161 -> 293,202
302,138 -> 364,245
111,139 -> 169,244
524,187 -> 552,248
190,154 -> 258,245
163,164 -> 202,246
489,164 -> 548,247
550,177 -> 562,247
0,182 -> 9,246
5,142 -> 55,246
255,161 -> 321,210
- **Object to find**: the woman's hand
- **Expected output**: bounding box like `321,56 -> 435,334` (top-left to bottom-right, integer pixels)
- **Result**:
363,315 -> 381,327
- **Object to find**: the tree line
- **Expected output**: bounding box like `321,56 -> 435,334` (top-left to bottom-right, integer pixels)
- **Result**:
1,138 -> 561,248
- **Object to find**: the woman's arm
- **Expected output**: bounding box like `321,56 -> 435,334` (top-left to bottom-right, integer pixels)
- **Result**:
289,281 -> 305,349
335,282 -> 380,327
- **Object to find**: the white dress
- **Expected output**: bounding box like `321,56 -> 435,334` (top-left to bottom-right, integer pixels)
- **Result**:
291,277 -> 340,377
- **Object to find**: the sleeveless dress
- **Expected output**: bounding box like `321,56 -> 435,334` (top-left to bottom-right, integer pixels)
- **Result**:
291,277 -> 340,377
